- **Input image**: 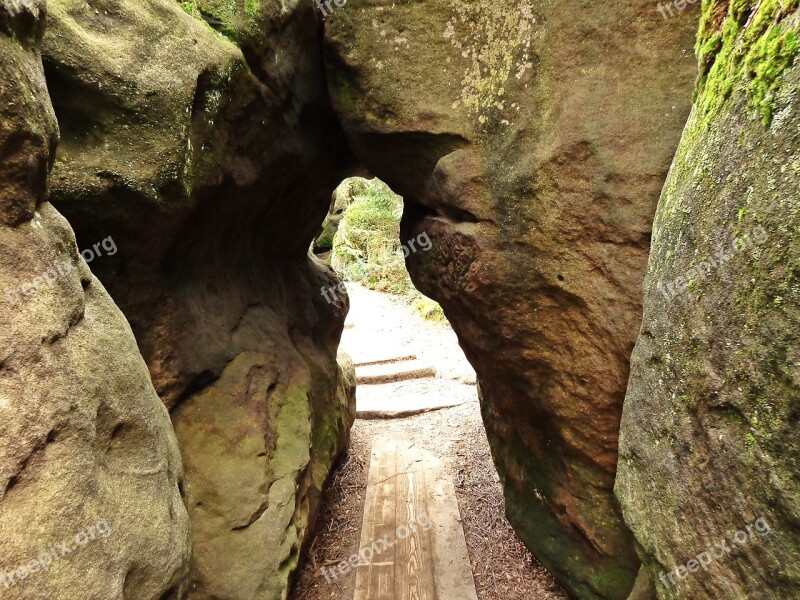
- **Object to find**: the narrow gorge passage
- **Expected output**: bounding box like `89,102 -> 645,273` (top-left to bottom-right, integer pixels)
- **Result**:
2,0 -> 798,598
292,282 -> 567,600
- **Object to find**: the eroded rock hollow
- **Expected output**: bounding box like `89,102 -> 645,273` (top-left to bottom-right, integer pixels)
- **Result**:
0,3 -> 190,598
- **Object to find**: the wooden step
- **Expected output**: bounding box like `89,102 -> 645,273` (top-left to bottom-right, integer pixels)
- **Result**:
355,354 -> 418,368
353,438 -> 478,600
355,379 -> 477,420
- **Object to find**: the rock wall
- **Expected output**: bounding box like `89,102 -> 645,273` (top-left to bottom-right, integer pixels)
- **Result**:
9,0 -> 797,597
616,1 -> 800,598
39,0 -> 356,597
0,2 -> 190,598
323,1 -> 699,598
313,178 -> 365,253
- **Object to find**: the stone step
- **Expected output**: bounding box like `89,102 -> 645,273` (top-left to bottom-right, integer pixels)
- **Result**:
355,354 -> 417,368
356,359 -> 436,385
355,379 -> 476,420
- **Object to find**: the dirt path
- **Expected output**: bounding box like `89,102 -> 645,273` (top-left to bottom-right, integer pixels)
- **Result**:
340,283 -> 476,385
291,285 -> 567,600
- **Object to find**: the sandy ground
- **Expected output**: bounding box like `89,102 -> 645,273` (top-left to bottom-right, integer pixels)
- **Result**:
291,285 -> 567,600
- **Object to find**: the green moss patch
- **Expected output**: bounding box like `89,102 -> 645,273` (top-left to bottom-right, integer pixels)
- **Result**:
175,0 -> 266,45
696,0 -> 799,125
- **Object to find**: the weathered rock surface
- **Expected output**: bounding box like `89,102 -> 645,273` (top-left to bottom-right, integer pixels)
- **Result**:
0,5 -> 190,598
616,1 -> 800,598
625,567 -> 657,600
41,0 -> 356,596
14,0 -> 796,596
172,349 -> 355,598
313,178 -> 366,252
324,1 -> 699,597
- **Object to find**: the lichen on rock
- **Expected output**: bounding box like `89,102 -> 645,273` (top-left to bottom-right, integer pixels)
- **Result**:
616,2 -> 800,597
443,0 -> 537,126
324,0 -> 701,597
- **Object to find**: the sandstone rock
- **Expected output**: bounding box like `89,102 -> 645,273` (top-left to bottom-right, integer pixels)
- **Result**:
0,8 -> 190,598
172,344 -> 355,599
336,350 -> 357,432
324,0 -> 699,597
314,178 -> 368,253
625,568 -> 656,600
616,1 -> 800,598
0,0 -> 50,225
41,0 -> 356,596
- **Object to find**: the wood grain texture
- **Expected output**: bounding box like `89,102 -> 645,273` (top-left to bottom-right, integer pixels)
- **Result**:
354,438 -> 477,600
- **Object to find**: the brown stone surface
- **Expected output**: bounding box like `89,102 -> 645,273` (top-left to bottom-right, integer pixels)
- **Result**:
10,0 -> 795,597
616,1 -> 800,598
324,1 -> 700,597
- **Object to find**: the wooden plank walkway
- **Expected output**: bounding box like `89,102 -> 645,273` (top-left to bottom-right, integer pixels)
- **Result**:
353,437 -> 478,600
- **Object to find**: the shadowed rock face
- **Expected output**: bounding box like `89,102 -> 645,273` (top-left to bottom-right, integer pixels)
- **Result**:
616,1 -> 800,598
323,1 -> 699,597
40,0 -> 356,596
0,3 -> 190,598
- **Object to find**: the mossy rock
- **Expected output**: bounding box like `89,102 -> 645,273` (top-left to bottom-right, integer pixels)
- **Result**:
617,2 -> 800,597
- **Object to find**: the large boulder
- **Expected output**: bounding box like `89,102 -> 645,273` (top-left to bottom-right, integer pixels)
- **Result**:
616,1 -> 800,598
0,4 -> 190,598
41,0 -> 356,596
323,0 -> 699,597
172,348 -> 356,598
